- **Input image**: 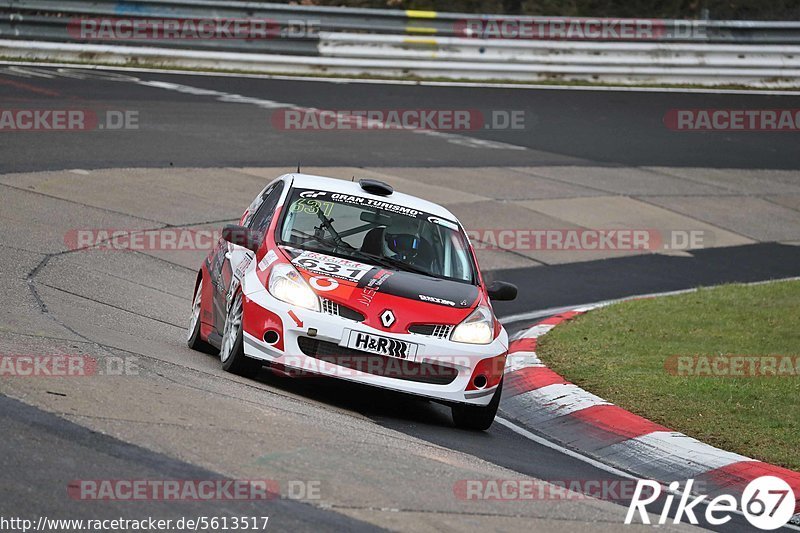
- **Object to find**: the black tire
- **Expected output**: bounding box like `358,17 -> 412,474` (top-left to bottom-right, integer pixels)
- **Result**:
451,379 -> 503,431
220,291 -> 262,378
187,277 -> 216,354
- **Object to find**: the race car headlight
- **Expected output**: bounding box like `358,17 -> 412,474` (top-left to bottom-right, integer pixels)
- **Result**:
268,263 -> 320,312
451,306 -> 494,345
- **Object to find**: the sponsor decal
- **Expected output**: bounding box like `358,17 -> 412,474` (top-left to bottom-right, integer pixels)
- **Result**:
292,189 -> 461,227
357,269 -> 393,308
379,309 -> 396,328
329,193 -> 421,218
234,255 -> 252,280
308,276 -> 339,292
346,330 -> 417,359
258,249 -> 279,271
292,251 -> 373,282
359,287 -> 377,308
419,294 -> 457,307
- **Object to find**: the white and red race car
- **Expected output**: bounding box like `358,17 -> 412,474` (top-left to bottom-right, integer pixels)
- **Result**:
187,173 -> 518,429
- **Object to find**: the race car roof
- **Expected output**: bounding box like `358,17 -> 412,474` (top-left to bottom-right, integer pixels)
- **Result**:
285,173 -> 461,223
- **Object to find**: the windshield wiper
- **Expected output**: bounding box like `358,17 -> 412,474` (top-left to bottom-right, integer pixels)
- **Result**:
291,227 -> 358,254
314,209 -> 355,250
290,223 -> 435,278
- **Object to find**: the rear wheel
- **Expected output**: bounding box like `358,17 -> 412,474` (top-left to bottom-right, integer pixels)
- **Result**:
451,379 -> 502,431
220,291 -> 262,378
187,278 -> 215,354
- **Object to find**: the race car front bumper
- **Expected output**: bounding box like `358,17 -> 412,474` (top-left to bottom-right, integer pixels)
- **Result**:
240,281 -> 508,406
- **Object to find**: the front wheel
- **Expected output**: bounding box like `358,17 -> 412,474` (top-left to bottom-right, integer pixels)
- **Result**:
220,291 -> 262,378
451,379 -> 502,431
187,278 -> 215,354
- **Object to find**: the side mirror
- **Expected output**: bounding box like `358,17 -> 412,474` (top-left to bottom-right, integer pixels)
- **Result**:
487,280 -> 517,301
222,224 -> 260,253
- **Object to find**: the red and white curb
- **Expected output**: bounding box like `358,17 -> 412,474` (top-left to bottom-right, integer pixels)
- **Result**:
499,303 -> 800,523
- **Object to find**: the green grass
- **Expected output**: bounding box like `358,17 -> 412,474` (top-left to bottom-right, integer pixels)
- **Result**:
537,281 -> 800,470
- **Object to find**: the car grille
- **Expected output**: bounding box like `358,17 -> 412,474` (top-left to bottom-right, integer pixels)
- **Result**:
321,299 -> 365,322
408,324 -> 454,340
296,337 -> 458,385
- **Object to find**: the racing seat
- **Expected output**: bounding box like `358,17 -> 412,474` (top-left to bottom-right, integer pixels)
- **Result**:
360,227 -> 386,256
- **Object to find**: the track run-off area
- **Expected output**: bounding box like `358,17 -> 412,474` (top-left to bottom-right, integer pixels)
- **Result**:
1,64 -> 799,532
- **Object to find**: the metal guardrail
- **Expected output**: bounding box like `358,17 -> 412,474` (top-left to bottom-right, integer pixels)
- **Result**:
1,0 -> 799,86
321,33 -> 800,69
4,0 -> 800,44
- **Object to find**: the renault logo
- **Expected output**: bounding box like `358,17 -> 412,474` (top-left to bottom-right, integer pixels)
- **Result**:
379,309 -> 395,328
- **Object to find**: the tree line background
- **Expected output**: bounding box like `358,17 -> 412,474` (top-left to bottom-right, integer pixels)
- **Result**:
290,0 -> 800,20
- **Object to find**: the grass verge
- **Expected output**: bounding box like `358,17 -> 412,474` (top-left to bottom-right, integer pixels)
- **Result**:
537,280 -> 800,470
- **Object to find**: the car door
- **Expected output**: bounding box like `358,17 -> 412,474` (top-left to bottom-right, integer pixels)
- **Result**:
213,180 -> 286,330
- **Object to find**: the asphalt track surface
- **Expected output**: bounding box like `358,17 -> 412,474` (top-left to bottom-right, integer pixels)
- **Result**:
1,65 -> 799,172
1,65 -> 799,532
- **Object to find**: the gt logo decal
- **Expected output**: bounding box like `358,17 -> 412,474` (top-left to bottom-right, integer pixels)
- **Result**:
309,276 -> 339,292
300,191 -> 326,198
380,309 -> 396,328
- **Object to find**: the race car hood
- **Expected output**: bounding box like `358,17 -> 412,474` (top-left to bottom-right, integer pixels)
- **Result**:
284,247 -> 481,332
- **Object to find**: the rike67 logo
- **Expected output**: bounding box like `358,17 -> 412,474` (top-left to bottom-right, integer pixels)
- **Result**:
626,476 -> 796,530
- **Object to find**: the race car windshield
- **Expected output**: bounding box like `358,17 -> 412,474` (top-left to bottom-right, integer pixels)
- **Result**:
279,189 -> 477,283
